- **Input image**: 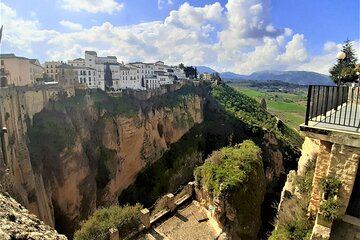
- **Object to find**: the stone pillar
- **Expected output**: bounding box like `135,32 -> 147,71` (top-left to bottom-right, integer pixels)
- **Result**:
308,140 -> 332,216
166,193 -> 176,212
140,208 -> 150,229
109,228 -> 119,240
186,182 -> 194,196
327,143 -> 360,216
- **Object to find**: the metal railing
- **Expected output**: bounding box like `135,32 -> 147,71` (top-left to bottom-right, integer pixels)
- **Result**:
305,85 -> 360,128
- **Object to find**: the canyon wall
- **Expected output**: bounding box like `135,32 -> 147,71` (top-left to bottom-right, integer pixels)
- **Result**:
0,85 -> 204,237
0,86 -> 75,227
1,84 -> 301,238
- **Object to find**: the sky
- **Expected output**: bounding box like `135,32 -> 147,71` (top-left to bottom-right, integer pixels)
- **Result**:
0,0 -> 359,75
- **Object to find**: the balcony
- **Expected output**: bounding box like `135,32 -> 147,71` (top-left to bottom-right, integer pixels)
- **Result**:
300,85 -> 360,145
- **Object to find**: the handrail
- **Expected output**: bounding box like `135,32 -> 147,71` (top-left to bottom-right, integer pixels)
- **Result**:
304,85 -> 360,128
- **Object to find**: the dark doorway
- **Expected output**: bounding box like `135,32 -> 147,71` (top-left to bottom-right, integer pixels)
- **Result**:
346,164 -> 360,218
0,77 -> 7,87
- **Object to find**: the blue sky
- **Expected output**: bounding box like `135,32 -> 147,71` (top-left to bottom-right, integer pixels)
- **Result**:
0,0 -> 359,74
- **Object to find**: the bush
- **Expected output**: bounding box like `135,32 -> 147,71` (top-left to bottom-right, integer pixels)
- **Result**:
74,204 -> 143,240
320,176 -> 341,200
320,197 -> 339,222
194,140 -> 262,196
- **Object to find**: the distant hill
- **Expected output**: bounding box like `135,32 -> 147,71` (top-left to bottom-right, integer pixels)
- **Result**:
196,66 -> 217,74
196,66 -> 332,85
246,70 -> 332,85
220,72 -> 247,80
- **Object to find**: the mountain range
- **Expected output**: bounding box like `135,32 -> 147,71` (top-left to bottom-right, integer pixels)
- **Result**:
196,66 -> 332,85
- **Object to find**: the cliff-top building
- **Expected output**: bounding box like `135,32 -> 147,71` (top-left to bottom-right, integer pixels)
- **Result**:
0,54 -> 43,87
44,61 -> 61,81
65,51 -> 187,91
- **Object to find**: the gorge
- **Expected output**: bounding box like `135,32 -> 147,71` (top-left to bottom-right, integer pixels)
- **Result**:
0,83 -> 301,239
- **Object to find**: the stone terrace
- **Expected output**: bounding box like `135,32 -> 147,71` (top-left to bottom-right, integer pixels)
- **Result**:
137,201 -> 224,240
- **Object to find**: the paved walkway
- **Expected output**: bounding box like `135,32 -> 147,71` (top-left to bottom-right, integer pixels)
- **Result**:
138,201 -> 223,240
308,103 -> 360,134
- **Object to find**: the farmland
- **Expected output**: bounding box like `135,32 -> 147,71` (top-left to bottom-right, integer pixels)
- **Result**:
228,81 -> 308,130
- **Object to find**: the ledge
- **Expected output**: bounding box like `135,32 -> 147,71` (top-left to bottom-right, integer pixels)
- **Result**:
300,123 -> 360,148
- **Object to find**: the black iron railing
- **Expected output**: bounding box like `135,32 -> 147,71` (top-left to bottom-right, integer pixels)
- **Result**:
305,85 -> 360,128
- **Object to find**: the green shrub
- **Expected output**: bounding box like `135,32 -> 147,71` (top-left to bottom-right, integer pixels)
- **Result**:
74,204 -> 143,240
270,159 -> 315,240
320,197 -> 339,222
320,176 -> 341,200
194,140 -> 262,196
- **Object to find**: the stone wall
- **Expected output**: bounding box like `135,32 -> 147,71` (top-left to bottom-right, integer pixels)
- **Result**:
308,140 -> 360,217
301,130 -> 360,240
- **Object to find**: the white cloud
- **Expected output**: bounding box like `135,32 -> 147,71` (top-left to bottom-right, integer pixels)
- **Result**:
59,20 -> 83,31
278,34 -> 308,64
3,1 -> 353,75
158,0 -> 174,10
61,0 -> 124,14
0,3 -> 57,53
323,41 -> 341,52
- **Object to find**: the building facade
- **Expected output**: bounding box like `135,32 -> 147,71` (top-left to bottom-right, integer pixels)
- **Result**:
44,61 -> 61,81
56,64 -> 79,87
0,54 -> 43,87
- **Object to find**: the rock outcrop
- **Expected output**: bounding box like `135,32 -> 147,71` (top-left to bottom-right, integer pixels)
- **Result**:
0,192 -> 67,240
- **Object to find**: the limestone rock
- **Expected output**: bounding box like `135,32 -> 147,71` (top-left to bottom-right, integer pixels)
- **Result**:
0,192 -> 67,240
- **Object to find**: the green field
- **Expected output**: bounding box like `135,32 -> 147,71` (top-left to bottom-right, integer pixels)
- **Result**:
235,88 -> 307,130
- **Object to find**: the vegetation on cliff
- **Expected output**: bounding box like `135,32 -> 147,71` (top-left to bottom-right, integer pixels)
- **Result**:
194,140 -> 266,239
74,204 -> 142,240
269,159 -> 316,240
210,84 -> 303,148
194,140 -> 262,196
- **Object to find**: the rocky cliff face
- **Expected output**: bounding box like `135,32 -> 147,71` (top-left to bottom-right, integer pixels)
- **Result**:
0,87 -> 75,228
0,192 -> 67,240
0,86 -> 204,237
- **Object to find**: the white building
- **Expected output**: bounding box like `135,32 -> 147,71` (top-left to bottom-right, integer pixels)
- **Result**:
145,75 -> 160,89
68,58 -> 85,67
72,66 -> 96,88
64,51 -> 184,91
83,51 -> 120,90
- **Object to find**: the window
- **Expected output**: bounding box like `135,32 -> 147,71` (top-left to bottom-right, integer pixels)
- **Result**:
88,71 -> 91,75
89,77 -> 91,81
1,60 -> 4,65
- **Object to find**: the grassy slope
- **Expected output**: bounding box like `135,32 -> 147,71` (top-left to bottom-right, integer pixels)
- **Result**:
236,88 -> 307,130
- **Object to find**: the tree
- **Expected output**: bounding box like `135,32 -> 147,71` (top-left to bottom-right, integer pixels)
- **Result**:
141,76 -> 145,88
104,63 -> 113,90
74,204 -> 143,240
261,98 -> 267,110
184,66 -> 197,79
329,40 -> 358,85
178,63 -> 184,69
